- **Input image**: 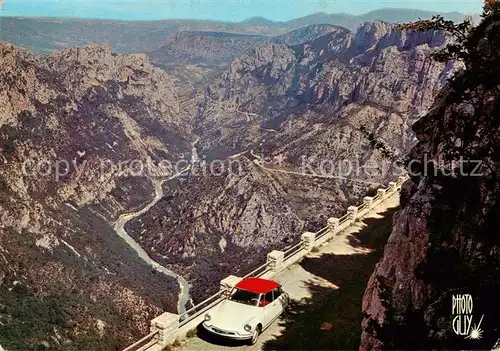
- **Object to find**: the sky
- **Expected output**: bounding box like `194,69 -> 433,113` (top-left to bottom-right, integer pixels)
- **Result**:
0,0 -> 483,22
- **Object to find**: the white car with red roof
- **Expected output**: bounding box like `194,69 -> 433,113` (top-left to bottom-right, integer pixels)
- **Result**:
202,277 -> 290,345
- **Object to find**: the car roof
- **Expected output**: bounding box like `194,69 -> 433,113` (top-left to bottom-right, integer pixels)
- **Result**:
235,277 -> 280,294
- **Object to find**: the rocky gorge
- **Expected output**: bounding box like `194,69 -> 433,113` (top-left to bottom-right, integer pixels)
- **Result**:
125,21 -> 458,302
0,43 -> 194,350
0,8 -> 491,350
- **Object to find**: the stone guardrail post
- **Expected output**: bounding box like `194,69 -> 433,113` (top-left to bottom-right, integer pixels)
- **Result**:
388,181 -> 397,193
327,217 -> 340,233
347,206 -> 358,221
267,250 -> 285,272
377,188 -> 386,199
220,275 -> 241,295
397,176 -> 407,187
150,312 -> 180,348
301,232 -> 316,252
363,196 -> 374,210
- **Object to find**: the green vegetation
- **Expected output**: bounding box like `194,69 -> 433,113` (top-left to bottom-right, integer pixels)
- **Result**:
0,285 -> 122,351
186,328 -> 198,338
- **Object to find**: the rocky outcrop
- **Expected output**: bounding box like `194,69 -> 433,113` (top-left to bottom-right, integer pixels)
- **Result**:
360,14 -> 500,350
148,25 -> 342,86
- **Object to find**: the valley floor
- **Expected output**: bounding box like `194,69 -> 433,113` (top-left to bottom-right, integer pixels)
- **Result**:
175,192 -> 400,350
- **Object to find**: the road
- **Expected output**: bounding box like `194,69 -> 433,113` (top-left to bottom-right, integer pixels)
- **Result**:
178,191 -> 400,350
249,150 -> 382,187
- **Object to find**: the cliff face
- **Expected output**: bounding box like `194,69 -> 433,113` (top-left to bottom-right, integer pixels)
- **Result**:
198,21 -> 455,193
0,11 -> 472,55
361,14 -> 500,350
148,25 -> 341,87
0,44 -> 193,350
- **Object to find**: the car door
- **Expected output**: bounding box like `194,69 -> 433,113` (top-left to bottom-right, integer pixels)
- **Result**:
272,287 -> 286,315
262,290 -> 275,327
263,287 -> 284,327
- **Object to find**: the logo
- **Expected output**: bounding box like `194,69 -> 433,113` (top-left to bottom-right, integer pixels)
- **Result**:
452,294 -> 484,340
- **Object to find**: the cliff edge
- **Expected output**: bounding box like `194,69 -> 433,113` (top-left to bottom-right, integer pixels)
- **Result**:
361,8 -> 500,350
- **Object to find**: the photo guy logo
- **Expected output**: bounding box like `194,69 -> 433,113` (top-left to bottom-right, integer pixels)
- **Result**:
452,294 -> 484,340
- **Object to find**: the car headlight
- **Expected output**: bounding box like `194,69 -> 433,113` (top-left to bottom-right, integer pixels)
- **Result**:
204,313 -> 211,321
244,324 -> 252,332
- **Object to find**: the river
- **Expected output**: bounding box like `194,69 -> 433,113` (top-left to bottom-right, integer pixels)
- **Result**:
113,140 -> 200,315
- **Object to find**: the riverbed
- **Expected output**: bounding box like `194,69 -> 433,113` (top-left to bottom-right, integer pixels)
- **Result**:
113,139 -> 200,315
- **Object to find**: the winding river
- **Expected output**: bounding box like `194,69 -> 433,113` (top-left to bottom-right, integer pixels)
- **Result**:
113,141 -> 200,315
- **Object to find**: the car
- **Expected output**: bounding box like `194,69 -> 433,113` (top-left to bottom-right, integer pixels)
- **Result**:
202,277 -> 290,345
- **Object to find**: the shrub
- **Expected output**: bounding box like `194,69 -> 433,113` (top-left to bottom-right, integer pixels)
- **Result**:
0,174 -> 9,194
186,328 -> 197,338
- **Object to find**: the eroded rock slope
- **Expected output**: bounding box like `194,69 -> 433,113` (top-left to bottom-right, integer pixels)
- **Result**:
0,43 -> 194,350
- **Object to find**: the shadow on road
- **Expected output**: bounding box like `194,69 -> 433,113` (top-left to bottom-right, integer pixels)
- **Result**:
195,323 -> 249,347
262,206 -> 400,350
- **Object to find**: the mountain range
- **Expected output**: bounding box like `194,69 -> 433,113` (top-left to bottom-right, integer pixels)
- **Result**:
0,8 -> 477,54
1,6 -> 497,351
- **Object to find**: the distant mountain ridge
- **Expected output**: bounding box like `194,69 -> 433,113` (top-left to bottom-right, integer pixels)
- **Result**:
283,8 -> 477,29
148,24 -> 342,82
0,8 -> 477,55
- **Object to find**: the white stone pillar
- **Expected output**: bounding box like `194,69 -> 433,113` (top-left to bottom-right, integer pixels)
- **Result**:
347,206 -> 358,221
327,217 -> 340,232
150,312 -> 180,347
301,232 -> 316,252
377,188 -> 386,198
388,181 -> 397,192
363,196 -> 374,210
267,250 -> 285,272
220,275 -> 241,293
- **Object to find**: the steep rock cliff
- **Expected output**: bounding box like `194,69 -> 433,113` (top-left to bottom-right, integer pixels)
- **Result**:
361,13 -> 500,350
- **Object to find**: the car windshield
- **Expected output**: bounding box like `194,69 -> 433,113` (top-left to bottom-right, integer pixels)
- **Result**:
229,289 -> 260,306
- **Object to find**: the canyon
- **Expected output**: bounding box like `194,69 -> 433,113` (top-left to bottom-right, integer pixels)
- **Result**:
1,7 -> 497,351
126,21 -> 457,303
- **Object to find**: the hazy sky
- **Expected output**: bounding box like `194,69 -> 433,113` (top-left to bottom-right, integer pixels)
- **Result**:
0,0 -> 483,21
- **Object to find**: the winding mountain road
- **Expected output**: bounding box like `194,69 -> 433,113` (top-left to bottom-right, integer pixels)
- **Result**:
177,190 -> 400,350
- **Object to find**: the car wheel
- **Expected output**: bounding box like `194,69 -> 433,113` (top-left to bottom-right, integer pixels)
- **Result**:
250,325 -> 261,345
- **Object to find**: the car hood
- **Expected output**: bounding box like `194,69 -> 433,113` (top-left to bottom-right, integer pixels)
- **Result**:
208,300 -> 258,331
